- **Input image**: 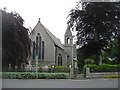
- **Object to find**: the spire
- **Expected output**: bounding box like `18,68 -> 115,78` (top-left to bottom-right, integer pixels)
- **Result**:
64,26 -> 73,45
65,26 -> 72,37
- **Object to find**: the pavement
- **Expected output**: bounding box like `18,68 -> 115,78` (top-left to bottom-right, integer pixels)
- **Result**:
2,78 -> 119,88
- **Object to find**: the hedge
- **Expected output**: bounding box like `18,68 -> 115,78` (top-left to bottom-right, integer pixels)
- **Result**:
2,72 -> 70,79
103,75 -> 120,78
84,64 -> 120,72
48,66 -> 70,73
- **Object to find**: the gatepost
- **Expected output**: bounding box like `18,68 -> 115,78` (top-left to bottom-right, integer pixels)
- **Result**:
85,67 -> 90,78
69,65 -> 74,78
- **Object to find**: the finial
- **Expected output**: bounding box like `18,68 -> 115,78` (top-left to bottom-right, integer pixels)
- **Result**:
38,18 -> 40,23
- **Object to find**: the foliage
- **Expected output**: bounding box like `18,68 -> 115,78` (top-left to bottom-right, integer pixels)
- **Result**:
68,2 -> 120,46
77,48 -> 86,71
2,9 -> 31,71
2,72 -> 70,79
103,75 -> 120,78
84,64 -> 120,72
77,48 -> 99,72
84,58 -> 95,64
102,40 -> 119,64
48,66 -> 70,73
68,2 -> 120,64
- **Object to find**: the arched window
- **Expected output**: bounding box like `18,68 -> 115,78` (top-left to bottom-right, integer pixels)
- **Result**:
33,33 -> 45,60
38,36 -> 41,59
58,54 -> 62,66
32,41 -> 36,59
36,33 -> 42,59
67,38 -> 70,44
42,41 -> 45,59
67,55 -> 69,67
36,36 -> 38,55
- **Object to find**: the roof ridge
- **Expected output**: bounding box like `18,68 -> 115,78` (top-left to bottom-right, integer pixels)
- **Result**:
40,23 -> 64,50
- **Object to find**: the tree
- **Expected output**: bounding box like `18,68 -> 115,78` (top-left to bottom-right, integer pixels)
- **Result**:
68,2 -> 120,64
77,48 -> 86,71
102,40 -> 119,64
2,9 -> 31,71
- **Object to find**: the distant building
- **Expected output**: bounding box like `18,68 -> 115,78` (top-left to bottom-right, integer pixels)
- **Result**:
28,19 -> 77,68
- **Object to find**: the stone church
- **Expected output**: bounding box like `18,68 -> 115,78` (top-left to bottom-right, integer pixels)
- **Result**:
28,19 -> 77,68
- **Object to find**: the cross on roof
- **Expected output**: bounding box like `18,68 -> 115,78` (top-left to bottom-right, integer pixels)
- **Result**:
38,18 -> 40,23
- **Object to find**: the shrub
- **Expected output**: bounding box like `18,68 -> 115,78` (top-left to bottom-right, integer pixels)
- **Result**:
48,66 -> 70,73
84,58 -> 95,64
103,75 -> 120,78
84,64 -> 120,72
2,72 -> 70,79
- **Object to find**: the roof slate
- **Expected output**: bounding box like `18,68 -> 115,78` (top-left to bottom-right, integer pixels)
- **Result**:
31,22 -> 64,50
41,24 -> 64,50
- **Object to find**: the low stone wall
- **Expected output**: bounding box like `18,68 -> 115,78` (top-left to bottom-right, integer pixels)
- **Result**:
85,67 -> 119,78
76,74 -> 85,79
86,72 -> 118,78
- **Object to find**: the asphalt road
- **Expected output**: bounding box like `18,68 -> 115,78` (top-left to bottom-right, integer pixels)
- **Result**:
2,78 -> 118,88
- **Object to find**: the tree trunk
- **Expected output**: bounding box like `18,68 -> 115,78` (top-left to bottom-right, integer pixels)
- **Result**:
94,30 -> 102,65
99,55 -> 102,65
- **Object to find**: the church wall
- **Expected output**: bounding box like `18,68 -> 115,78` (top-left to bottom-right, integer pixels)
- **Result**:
55,46 -> 67,66
29,23 -> 56,67
64,45 -> 74,67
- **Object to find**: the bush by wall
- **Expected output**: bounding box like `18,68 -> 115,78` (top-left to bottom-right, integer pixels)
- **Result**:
2,72 -> 70,79
84,58 -> 95,64
48,66 -> 70,73
103,75 -> 120,78
84,64 -> 120,72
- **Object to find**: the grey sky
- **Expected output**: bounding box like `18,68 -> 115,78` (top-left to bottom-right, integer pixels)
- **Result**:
1,0 -> 119,44
0,0 -> 78,44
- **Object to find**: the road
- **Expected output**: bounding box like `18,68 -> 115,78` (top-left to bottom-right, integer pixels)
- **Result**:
2,78 -> 118,88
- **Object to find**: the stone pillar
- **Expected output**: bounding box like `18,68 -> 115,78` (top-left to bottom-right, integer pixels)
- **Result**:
8,64 -> 12,72
69,65 -> 74,78
28,61 -> 32,71
86,67 -> 90,78
20,63 -> 23,72
15,65 -> 18,72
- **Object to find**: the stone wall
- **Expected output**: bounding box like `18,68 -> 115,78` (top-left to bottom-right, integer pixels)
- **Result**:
85,67 -> 118,78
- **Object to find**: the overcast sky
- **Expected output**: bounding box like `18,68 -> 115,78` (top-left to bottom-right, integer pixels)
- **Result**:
0,0 -> 78,44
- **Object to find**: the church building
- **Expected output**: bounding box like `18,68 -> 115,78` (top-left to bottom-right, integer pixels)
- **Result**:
28,19 -> 77,68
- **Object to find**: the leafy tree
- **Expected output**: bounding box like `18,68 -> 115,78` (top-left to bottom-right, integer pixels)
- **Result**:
68,2 -> 120,64
102,40 -> 119,64
2,9 -> 31,71
77,48 -> 85,71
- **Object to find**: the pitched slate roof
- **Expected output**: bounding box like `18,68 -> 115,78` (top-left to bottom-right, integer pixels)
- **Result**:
40,22 -> 65,50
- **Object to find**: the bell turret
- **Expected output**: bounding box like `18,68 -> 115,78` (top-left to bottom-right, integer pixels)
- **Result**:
64,26 -> 73,45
